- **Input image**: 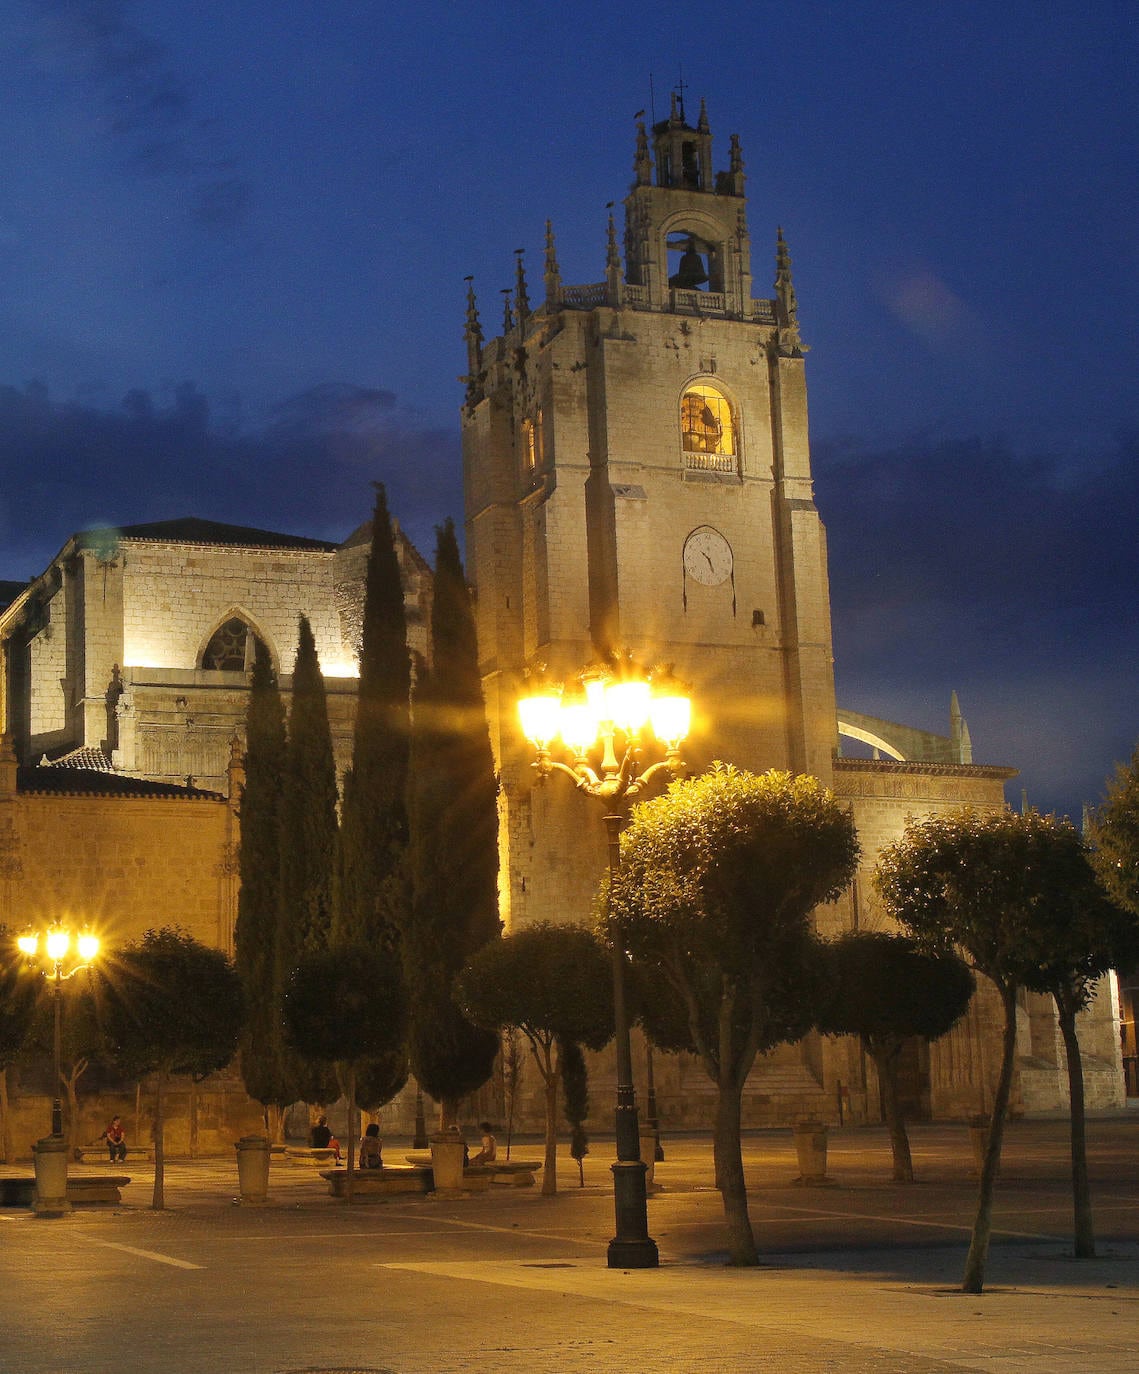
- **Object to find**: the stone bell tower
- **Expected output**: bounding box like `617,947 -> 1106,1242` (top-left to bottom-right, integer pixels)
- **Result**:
462,96 -> 837,934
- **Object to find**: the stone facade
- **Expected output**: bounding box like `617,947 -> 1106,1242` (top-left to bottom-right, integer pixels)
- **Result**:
1,516 -> 431,793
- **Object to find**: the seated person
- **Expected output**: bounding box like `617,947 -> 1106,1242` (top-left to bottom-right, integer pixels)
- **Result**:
470,1121 -> 497,1166
359,1122 -> 383,1169
101,1115 -> 127,1163
310,1115 -> 342,1162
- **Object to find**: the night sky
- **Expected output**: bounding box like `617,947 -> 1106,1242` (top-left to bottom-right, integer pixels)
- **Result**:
1,1 -> 1136,819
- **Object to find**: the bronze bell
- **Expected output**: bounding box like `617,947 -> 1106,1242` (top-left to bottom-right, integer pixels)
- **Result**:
669,236 -> 708,289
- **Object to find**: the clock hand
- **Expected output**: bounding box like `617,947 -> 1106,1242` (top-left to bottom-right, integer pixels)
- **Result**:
703,552 -> 714,570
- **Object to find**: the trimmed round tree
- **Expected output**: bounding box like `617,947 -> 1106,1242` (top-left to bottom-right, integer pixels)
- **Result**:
100,927 -> 242,1209
457,923 -> 614,1194
603,765 -> 859,1266
817,931 -> 974,1181
283,942 -> 408,1201
876,806 -> 1134,1288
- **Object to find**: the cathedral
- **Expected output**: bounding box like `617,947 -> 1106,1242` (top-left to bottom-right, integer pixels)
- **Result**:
0,98 -> 1125,1143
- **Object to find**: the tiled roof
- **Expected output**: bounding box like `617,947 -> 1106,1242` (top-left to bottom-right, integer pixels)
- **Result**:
41,746 -> 114,772
78,517 -> 338,553
18,766 -> 224,800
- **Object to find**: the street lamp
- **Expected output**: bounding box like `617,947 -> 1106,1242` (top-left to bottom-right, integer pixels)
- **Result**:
519,656 -> 691,1269
17,925 -> 100,1137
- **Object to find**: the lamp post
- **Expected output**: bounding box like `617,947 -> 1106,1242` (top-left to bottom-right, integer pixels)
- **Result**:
17,926 -> 100,1137
519,658 -> 691,1269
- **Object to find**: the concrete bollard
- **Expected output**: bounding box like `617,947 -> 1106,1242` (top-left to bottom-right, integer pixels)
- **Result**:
429,1130 -> 466,1192
32,1134 -> 71,1217
234,1134 -> 271,1204
792,1120 -> 829,1184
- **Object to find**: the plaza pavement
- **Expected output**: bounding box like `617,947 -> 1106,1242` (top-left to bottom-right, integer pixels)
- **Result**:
2,1118 -> 1138,1374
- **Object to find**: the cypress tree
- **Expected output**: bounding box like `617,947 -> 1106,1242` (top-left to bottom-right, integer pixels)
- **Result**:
405,519 -> 501,1126
333,483 -> 411,1108
278,614 -> 339,1104
234,640 -> 291,1127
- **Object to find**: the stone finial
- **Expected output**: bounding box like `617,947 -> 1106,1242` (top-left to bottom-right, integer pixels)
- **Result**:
514,248 -> 530,324
949,691 -> 972,763
463,277 -> 483,371
727,132 -> 746,196
634,115 -> 651,186
543,219 -> 562,307
462,277 -> 484,408
697,97 -> 710,134
774,227 -> 805,357
501,287 -> 514,335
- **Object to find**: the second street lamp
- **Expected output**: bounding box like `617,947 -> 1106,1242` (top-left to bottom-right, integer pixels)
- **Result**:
17,925 -> 100,1138
519,657 -> 691,1269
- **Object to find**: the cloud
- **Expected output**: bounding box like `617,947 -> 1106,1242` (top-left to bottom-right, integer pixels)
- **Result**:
817,430 -> 1139,815
31,0 -> 251,233
876,268 -> 971,348
0,377 -> 462,581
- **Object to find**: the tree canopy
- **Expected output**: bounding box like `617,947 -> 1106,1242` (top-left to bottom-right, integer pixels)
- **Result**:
817,931 -> 974,1180
458,922 -> 612,1194
1090,744 -> 1139,916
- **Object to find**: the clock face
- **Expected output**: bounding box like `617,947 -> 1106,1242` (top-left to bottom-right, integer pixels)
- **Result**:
683,527 -> 733,586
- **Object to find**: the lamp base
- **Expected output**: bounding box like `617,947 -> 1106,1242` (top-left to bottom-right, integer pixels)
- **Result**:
608,1159 -> 659,1268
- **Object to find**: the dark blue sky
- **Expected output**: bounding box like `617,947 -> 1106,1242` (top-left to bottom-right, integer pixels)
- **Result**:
1,1 -> 1136,818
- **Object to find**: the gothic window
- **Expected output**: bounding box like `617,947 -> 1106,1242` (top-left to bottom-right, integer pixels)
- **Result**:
680,383 -> 735,458
201,617 -> 266,672
522,410 -> 545,472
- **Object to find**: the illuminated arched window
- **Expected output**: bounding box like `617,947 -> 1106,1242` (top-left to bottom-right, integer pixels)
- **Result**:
680,383 -> 735,458
522,410 -> 545,472
201,617 -> 267,672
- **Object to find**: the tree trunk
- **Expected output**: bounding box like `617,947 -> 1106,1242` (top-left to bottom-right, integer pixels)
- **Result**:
872,1042 -> 914,1182
0,1067 -> 11,1164
1057,999 -> 1095,1258
266,1102 -> 284,1145
152,1069 -> 166,1210
344,1065 -> 357,1203
713,1079 -> 759,1265
541,1045 -> 558,1196
440,1096 -> 457,1130
189,1078 -> 199,1158
63,1066 -> 81,1160
962,982 -> 1018,1293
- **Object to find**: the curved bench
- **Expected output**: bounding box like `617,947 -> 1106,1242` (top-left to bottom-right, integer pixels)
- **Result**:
321,1165 -> 433,1198
0,1175 -> 131,1206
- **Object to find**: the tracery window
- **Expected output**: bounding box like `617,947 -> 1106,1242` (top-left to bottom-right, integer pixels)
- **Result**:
680,382 -> 735,457
201,617 -> 267,672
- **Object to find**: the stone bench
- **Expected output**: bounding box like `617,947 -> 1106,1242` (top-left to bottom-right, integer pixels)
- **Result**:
74,1145 -> 152,1164
321,1166 -> 433,1198
403,1153 -> 543,1190
285,1146 -> 340,1167
463,1160 -> 542,1189
0,1175 -> 131,1206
